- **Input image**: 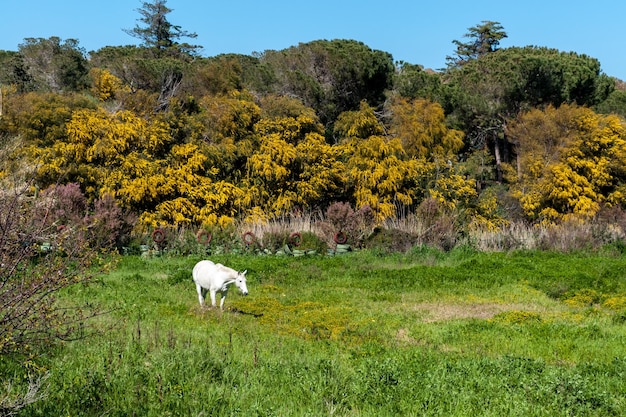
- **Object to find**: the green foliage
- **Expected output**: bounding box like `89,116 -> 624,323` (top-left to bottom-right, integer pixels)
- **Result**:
363,227 -> 417,253
259,39 -> 395,127
389,97 -> 464,160
17,37 -> 90,92
491,310 -> 542,324
1,91 -> 96,146
446,20 -> 508,68
5,16 -> 626,242
124,0 -> 200,55
595,88 -> 626,119
447,44 -> 615,167
393,62 -> 445,102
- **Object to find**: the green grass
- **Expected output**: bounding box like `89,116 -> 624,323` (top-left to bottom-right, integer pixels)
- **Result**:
17,248 -> 626,416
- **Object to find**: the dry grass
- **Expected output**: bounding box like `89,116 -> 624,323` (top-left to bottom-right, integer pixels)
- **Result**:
410,302 -> 546,322
469,221 -> 541,251
240,211 -> 326,242
159,205 -> 626,255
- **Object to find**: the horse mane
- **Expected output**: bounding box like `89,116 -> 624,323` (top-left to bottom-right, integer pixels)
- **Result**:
215,263 -> 237,275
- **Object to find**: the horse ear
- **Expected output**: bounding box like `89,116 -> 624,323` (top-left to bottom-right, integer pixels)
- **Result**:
242,270 -> 247,276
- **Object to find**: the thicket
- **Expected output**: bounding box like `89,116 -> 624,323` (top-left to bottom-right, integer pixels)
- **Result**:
2,14 -> 626,247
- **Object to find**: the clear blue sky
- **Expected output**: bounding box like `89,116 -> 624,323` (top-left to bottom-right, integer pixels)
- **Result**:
2,0 -> 625,79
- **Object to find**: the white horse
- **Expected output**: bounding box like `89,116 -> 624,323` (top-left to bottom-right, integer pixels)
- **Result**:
192,260 -> 248,310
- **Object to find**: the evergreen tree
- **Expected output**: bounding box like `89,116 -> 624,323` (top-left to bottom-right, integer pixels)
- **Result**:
124,0 -> 200,56
446,21 -> 507,68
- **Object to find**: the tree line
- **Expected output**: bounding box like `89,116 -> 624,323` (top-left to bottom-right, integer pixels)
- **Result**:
2,1 -> 626,233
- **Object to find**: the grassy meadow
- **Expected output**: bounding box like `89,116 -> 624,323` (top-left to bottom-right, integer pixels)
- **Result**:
19,247 -> 626,416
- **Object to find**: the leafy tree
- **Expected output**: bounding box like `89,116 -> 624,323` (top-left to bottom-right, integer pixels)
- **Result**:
17,37 -> 90,92
93,1 -> 201,112
333,100 -> 385,141
243,114 -> 340,216
90,68 -> 130,101
124,0 -> 200,56
90,45 -> 192,112
198,92 -> 261,185
447,46 -> 614,181
183,54 -> 276,98
388,97 -> 464,160
340,135 -> 429,220
393,62 -> 445,103
595,88 -> 626,119
259,39 -> 394,129
0,91 -> 96,147
22,104 -> 247,227
0,50 -> 35,92
294,132 -> 345,208
258,94 -> 316,120
446,21 -> 507,68
506,104 -> 626,221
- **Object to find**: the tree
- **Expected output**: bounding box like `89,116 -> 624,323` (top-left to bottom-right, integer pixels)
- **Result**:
446,21 -> 507,68
393,62 -> 445,103
388,97 -> 464,160
89,45 -> 188,112
595,88 -> 626,119
0,91 -> 96,147
17,37 -> 90,92
259,39 -> 395,130
124,0 -> 200,56
506,104 -> 626,221
333,100 -> 385,140
0,51 -> 35,93
446,46 -> 614,182
341,134 -> 429,219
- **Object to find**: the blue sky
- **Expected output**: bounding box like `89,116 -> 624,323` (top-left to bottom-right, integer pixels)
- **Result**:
2,0 -> 625,79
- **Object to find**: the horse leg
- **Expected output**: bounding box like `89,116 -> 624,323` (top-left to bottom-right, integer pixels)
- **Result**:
195,284 -> 205,307
209,290 -> 217,308
219,287 -> 229,310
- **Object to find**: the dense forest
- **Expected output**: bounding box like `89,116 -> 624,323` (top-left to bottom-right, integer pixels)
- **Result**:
2,0 -> 626,244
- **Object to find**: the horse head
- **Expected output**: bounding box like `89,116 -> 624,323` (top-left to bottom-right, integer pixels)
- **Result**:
236,270 -> 248,296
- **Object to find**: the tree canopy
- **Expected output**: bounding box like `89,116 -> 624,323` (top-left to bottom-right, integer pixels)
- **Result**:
124,0 -> 200,56
446,20 -> 508,68
1,14 -> 625,232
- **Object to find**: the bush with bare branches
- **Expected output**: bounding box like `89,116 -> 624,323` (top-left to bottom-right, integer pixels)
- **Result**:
0,179 -> 111,414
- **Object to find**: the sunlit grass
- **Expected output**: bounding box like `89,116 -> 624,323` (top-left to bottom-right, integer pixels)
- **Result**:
21,248 -> 626,416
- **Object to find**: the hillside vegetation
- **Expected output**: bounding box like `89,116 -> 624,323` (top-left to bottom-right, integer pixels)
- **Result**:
1,4 -> 626,243
2,2 -> 626,414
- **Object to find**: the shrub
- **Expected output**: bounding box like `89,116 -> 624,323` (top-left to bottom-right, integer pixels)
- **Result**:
88,193 -> 136,251
261,230 -> 290,252
363,227 -> 417,253
37,184 -> 134,252
603,295 -> 626,311
296,231 -> 328,253
320,202 -> 375,247
1,179 -> 105,414
563,289 -> 603,307
416,198 -> 460,251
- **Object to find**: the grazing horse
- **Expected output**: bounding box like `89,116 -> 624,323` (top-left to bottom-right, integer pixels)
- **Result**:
192,260 -> 248,310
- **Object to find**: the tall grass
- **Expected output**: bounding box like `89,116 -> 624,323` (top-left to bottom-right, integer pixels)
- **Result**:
16,249 -> 626,416
132,203 -> 626,258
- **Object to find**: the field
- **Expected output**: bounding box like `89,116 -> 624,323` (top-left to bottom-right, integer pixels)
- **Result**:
20,247 -> 626,416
